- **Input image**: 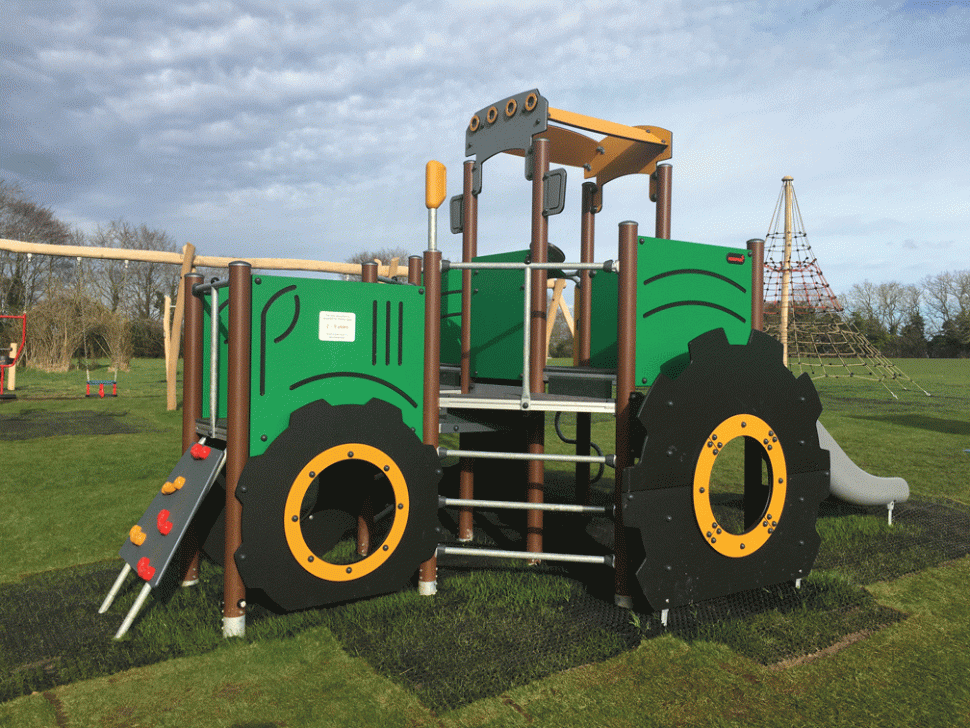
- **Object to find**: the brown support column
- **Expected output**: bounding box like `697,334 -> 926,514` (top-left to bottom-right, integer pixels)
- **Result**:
419,248 -> 442,594
575,181 -> 597,505
747,239 -> 765,332
356,262 -> 378,554
178,272 -> 205,586
224,261 -> 251,637
408,255 -> 422,285
744,238 -> 768,529
459,160 -> 478,542
654,163 -> 672,240
527,137 -> 550,557
614,221 -> 638,607
577,182 -> 597,366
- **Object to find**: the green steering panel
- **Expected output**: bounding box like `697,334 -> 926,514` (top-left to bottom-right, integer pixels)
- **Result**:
251,275 -> 425,456
589,236 -> 751,384
201,275 -> 426,456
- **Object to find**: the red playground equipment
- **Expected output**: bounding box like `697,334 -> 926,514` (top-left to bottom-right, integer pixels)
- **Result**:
86,369 -> 119,398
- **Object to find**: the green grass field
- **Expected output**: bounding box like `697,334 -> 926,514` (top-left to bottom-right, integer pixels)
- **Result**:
1,357 -> 969,727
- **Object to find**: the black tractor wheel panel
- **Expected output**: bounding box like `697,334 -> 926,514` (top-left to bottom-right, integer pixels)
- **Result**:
623,328 -> 830,611
234,398 -> 441,611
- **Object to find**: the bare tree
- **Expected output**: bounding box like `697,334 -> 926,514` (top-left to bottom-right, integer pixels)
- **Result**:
922,270 -> 970,336
87,220 -> 135,313
874,281 -> 907,336
845,280 -> 878,322
126,223 -> 178,320
83,220 -> 178,319
343,247 -> 413,281
0,179 -> 72,311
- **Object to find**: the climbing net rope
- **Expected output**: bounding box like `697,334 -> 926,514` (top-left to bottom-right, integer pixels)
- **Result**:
762,180 -> 929,398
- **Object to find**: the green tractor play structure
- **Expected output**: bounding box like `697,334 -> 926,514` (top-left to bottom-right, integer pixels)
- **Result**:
101,90 -> 829,638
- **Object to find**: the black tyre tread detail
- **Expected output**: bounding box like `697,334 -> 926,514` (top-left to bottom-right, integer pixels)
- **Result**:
234,398 -> 440,611
623,328 -> 830,610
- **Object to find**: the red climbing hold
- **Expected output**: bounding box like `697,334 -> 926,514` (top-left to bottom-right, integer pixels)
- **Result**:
137,557 -> 155,581
157,509 -> 173,535
190,443 -> 211,460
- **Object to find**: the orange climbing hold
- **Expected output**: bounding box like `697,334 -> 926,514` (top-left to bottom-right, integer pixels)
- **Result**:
161,476 -> 186,494
129,525 -> 146,546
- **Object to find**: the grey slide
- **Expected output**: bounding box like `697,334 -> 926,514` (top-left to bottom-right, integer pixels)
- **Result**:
817,421 -> 909,507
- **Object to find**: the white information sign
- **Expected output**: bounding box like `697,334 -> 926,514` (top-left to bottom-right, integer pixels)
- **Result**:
319,311 -> 356,342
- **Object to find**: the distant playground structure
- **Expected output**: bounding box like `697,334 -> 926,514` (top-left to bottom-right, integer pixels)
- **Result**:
54,89 -> 911,640
762,176 -> 929,398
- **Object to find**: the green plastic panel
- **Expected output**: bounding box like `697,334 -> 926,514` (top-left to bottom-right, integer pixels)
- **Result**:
439,266 -> 462,366
436,249 -> 532,381
468,249 -> 529,381
589,236 -> 752,384
251,275 -> 426,456
202,275 -> 426,457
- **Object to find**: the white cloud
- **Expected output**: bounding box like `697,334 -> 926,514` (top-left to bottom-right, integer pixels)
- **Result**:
0,0 -> 966,296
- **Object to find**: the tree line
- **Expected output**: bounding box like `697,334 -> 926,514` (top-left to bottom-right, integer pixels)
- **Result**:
1,180 -> 180,370
843,276 -> 970,358
2,178 -> 968,370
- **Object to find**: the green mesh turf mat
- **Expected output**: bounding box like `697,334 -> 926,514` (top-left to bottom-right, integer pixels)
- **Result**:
1,497 -> 967,710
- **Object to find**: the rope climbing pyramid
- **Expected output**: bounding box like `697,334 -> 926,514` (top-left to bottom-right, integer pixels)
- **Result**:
762,176 -> 929,398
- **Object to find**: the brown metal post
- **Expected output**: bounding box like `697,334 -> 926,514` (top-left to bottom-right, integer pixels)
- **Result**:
577,182 -> 596,366
419,248 -> 442,593
654,163 -> 672,240
357,261 -> 378,554
526,137 -> 550,557
459,160 -> 478,542
224,261 -> 251,637
744,238 -> 768,529
614,221 -> 638,607
460,160 -> 478,391
575,181 -> 597,504
747,239 -> 765,332
408,255 -> 422,285
178,271 -> 204,586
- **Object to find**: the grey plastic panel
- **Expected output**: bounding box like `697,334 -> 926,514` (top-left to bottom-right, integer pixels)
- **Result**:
450,194 -> 464,234
465,89 -> 549,195
544,168 -> 567,216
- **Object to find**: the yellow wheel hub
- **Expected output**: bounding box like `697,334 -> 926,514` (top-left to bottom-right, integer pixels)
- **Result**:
284,443 -> 409,581
693,414 -> 787,558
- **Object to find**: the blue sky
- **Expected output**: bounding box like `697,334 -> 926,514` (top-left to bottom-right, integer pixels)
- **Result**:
2,1 -> 968,296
